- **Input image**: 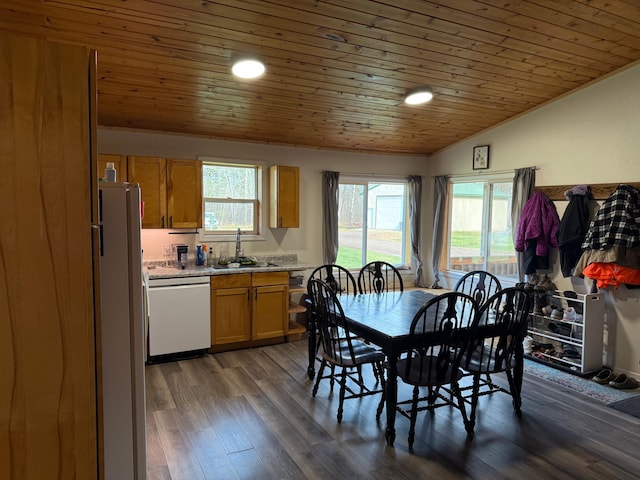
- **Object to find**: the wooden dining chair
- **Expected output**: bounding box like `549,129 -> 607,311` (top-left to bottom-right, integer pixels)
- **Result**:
454,270 -> 502,306
460,287 -> 531,437
307,279 -> 386,423
357,261 -> 403,294
305,264 -> 357,380
453,270 -> 503,391
394,291 -> 478,448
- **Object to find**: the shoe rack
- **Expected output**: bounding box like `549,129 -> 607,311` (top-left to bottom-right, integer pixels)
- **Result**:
526,291 -> 604,376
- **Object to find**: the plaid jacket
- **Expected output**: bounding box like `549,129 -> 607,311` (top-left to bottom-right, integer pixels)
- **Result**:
581,184 -> 640,250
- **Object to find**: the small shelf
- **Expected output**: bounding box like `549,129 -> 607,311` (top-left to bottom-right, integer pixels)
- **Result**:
527,290 -> 603,375
287,321 -> 306,334
289,286 -> 306,294
288,301 -> 306,314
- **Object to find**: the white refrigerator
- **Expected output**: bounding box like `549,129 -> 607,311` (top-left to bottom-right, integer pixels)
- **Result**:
99,182 -> 146,480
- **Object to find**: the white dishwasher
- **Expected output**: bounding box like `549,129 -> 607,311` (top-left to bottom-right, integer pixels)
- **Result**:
147,275 -> 211,357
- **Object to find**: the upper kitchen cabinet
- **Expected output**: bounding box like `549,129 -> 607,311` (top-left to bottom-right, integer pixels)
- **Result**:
1,32 -> 99,479
128,156 -> 202,229
269,165 -> 300,228
128,156 -> 166,228
98,154 -> 127,182
167,158 -> 202,229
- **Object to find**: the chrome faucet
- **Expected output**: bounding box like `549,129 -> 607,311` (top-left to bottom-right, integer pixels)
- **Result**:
235,228 -> 242,262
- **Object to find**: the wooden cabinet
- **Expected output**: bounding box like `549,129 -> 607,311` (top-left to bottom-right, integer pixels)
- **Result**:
269,165 -> 300,228
210,274 -> 251,344
252,272 -> 289,340
1,32 -> 99,479
211,271 -> 289,348
127,156 -> 167,228
128,156 -> 202,229
167,158 -> 203,228
98,153 -> 127,182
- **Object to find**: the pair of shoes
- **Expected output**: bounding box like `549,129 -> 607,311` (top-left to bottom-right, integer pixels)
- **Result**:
548,322 -> 571,336
609,374 -> 639,389
563,307 -> 577,322
592,368 -> 615,384
561,347 -> 580,359
550,308 -> 564,320
542,304 -> 561,317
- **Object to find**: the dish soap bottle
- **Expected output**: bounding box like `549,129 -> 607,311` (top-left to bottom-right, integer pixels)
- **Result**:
104,162 -> 117,182
208,247 -> 215,266
196,245 -> 204,266
201,244 -> 207,266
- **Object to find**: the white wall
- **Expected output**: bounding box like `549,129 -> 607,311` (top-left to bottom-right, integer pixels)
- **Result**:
98,129 -> 428,280
429,63 -> 640,376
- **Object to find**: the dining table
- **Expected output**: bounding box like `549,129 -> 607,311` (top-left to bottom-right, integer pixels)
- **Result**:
326,289 -> 525,447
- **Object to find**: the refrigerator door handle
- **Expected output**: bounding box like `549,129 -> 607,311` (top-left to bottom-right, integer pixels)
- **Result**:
99,223 -> 104,257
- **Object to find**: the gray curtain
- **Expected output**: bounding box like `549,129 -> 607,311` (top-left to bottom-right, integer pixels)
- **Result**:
322,170 -> 340,264
431,175 -> 448,288
511,167 -> 536,281
408,175 -> 424,287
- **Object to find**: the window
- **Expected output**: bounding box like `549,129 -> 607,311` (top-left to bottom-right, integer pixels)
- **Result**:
201,161 -> 262,236
446,178 -> 517,279
337,179 -> 408,269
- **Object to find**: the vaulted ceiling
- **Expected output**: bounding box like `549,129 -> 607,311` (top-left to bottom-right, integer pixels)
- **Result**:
3,1 -> 640,154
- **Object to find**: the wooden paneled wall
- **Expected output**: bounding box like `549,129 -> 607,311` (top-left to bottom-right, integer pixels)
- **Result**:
0,32 -> 98,479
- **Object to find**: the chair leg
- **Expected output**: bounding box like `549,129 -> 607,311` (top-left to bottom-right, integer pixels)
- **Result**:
357,365 -> 364,391
329,364 -> 336,392
375,361 -> 386,420
505,368 -> 522,416
408,385 -> 420,449
450,380 -> 473,440
312,360 -> 326,397
337,368 -> 347,423
467,374 -> 481,435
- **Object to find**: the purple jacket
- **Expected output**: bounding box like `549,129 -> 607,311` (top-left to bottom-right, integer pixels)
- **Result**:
515,191 -> 559,256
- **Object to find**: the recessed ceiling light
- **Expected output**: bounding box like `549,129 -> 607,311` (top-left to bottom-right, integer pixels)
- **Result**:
232,59 -> 265,79
405,86 -> 433,105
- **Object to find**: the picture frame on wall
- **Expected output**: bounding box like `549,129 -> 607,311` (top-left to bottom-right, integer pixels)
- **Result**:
473,145 -> 490,170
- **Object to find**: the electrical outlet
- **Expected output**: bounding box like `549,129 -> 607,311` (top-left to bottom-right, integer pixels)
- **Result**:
162,244 -> 171,256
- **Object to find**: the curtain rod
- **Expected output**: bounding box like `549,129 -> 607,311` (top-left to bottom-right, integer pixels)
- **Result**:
433,166 -> 539,178
323,171 -> 422,180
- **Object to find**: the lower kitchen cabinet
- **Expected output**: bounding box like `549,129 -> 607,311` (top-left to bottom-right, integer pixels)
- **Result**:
211,271 -> 289,349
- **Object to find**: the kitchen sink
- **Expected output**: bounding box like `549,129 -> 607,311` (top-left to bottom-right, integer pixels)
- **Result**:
212,262 -> 278,269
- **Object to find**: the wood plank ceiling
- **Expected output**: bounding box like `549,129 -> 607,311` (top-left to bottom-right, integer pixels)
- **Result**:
3,0 -> 640,154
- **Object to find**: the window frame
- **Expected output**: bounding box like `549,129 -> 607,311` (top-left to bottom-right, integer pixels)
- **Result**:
337,175 -> 411,270
443,173 -> 516,282
198,157 -> 265,243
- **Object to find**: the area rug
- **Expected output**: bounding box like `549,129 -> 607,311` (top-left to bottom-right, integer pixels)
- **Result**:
523,359 -> 640,408
608,396 -> 640,417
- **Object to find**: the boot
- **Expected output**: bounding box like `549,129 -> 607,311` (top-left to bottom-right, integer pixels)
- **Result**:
532,290 -> 549,315
536,274 -> 557,292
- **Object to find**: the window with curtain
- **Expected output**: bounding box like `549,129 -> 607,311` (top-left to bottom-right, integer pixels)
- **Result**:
445,177 -> 517,279
201,161 -> 262,235
337,178 -> 409,269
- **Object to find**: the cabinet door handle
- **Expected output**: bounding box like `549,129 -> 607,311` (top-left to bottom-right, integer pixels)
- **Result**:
161,215 -> 165,228
169,216 -> 173,228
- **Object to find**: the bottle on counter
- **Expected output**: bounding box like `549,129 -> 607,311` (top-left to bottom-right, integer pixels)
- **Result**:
196,245 -> 204,266
208,247 -> 215,266
104,162 -> 116,182
201,243 -> 207,266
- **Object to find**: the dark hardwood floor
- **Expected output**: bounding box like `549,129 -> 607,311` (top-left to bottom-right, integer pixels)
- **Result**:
145,339 -> 640,479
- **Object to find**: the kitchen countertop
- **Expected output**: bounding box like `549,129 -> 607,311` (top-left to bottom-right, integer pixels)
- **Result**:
145,255 -> 314,279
